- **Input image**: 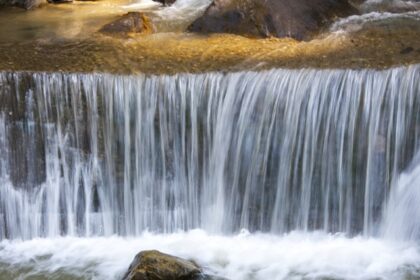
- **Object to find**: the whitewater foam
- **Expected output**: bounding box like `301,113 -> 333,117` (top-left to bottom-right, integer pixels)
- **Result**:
0,231 -> 419,280
360,0 -> 420,13
330,10 -> 420,32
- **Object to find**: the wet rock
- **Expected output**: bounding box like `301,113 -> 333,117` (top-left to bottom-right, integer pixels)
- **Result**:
153,0 -> 175,6
99,12 -> 152,36
123,250 -> 202,280
47,0 -> 73,4
0,0 -> 44,9
188,0 -> 357,40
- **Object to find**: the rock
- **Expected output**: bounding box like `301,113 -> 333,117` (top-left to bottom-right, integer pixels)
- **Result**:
123,250 -> 202,280
0,0 -> 44,9
47,0 -> 73,4
188,0 -> 357,40
99,12 -> 152,36
153,0 -> 175,6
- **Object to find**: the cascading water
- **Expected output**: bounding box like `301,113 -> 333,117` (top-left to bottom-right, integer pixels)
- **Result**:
1,65 -> 420,239
0,66 -> 420,279
383,151 -> 420,241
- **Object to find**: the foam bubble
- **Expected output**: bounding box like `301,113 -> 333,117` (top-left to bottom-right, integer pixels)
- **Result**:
0,231 -> 419,280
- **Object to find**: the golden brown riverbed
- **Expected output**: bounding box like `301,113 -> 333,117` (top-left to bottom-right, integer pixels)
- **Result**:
0,1 -> 419,74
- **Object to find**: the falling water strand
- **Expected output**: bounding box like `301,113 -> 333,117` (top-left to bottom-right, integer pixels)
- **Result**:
383,151 -> 420,241
0,66 -> 419,240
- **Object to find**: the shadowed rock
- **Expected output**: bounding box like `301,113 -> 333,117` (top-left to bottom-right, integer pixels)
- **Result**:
0,0 -> 44,9
154,0 -> 175,6
188,0 -> 357,40
123,250 -> 202,280
47,0 -> 73,4
100,12 -> 152,36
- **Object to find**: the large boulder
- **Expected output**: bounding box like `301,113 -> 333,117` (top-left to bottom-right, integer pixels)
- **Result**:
99,12 -> 152,36
188,0 -> 357,40
123,250 -> 202,280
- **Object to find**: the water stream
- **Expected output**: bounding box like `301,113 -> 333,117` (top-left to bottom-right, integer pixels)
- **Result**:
0,65 -> 420,279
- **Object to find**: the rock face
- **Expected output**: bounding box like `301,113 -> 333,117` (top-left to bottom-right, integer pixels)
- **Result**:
0,0 -> 44,9
188,0 -> 357,40
123,250 -> 202,280
99,12 -> 152,36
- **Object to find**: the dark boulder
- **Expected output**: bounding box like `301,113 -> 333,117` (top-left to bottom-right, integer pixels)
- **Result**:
123,250 -> 202,280
188,0 -> 357,40
99,12 -> 152,36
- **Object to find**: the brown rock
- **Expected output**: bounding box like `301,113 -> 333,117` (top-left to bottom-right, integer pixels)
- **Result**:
123,250 -> 202,280
99,12 -> 152,36
188,0 -> 357,40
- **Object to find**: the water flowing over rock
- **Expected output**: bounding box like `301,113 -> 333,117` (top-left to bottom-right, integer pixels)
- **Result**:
123,250 -> 202,280
0,65 -> 419,240
0,0 -> 43,9
359,0 -> 420,13
188,0 -> 357,40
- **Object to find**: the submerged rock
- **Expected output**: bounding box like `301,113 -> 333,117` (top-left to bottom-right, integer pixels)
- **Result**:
123,250 -> 202,280
99,12 -> 152,36
188,0 -> 357,40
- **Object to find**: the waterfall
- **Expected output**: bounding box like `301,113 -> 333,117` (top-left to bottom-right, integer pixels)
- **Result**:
383,151 -> 420,241
0,66 -> 419,240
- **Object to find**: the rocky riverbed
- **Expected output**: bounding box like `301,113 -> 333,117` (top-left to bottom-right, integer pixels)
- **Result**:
0,22 -> 419,74
0,0 -> 419,74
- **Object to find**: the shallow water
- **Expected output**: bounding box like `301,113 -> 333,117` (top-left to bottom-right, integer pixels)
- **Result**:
0,0 -> 209,42
0,1 -> 126,42
0,231 -> 420,280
